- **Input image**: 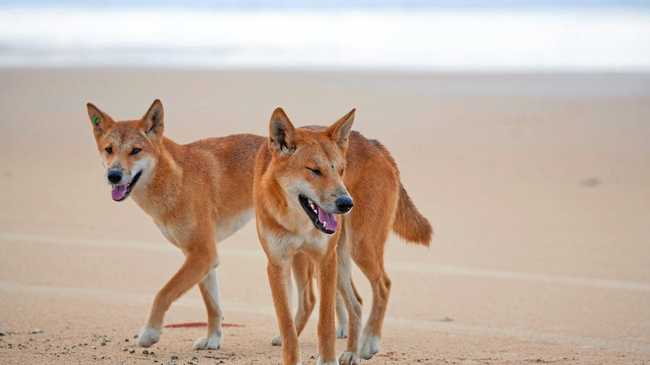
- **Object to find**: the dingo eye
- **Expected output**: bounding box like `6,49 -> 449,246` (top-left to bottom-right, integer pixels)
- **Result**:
105,146 -> 113,154
130,147 -> 142,156
306,167 -> 322,176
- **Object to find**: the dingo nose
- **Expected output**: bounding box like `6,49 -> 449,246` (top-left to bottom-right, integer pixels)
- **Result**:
335,196 -> 354,213
107,170 -> 122,184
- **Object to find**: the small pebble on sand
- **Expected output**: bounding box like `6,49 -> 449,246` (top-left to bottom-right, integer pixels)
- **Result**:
580,177 -> 601,188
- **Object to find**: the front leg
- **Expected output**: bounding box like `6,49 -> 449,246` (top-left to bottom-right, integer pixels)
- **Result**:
316,249 -> 338,365
271,252 -> 316,347
268,261 -> 302,365
138,246 -> 214,348
193,266 -> 224,350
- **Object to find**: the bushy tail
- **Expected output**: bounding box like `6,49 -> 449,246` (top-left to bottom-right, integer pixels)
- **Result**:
392,184 -> 432,246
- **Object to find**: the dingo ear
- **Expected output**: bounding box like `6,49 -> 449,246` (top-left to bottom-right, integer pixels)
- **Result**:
269,107 -> 296,155
141,99 -> 164,141
327,108 -> 355,150
86,102 -> 114,138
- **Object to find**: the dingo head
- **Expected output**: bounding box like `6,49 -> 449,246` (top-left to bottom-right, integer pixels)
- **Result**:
266,107 -> 355,235
85,100 -> 164,202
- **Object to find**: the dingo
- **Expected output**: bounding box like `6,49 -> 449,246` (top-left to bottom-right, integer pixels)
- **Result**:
85,100 -> 264,350
253,108 -> 431,365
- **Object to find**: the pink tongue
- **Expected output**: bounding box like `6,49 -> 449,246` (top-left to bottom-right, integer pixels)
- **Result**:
317,206 -> 337,232
111,185 -> 128,201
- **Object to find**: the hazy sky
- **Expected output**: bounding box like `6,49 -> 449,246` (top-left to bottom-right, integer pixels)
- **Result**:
1,1 -> 648,70
2,0 -> 649,8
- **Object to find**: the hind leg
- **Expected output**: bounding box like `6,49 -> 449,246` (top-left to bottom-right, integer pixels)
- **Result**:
348,173 -> 398,360
336,291 -> 348,339
351,230 -> 392,360
358,266 -> 391,360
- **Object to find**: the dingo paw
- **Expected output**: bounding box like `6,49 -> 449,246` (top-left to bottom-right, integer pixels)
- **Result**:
360,334 -> 380,360
271,335 -> 282,346
316,357 -> 337,365
137,326 -> 161,348
193,332 -> 222,350
339,351 -> 360,365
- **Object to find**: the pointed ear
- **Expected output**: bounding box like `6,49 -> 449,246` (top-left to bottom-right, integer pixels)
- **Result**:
141,99 -> 164,140
269,107 -> 296,155
86,102 -> 114,138
327,108 -> 355,150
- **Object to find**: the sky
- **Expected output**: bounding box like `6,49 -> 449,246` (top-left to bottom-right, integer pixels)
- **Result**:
1,0 -> 649,8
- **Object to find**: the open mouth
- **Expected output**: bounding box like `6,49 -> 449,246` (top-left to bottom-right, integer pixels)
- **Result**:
298,195 -> 337,234
111,171 -> 142,202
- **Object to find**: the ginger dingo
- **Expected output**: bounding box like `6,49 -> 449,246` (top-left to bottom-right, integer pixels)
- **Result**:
253,108 -> 431,365
85,100 -> 264,350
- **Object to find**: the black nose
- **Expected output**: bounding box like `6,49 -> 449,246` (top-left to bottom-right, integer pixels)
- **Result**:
107,170 -> 122,184
335,196 -> 354,213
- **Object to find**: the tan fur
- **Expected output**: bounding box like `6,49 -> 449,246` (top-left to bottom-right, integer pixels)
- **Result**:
254,108 -> 357,365
86,100 -> 265,349
257,108 -> 432,364
393,184 -> 433,244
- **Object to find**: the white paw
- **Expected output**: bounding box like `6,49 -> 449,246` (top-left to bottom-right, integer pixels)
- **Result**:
270,335 -> 282,346
360,335 -> 380,360
316,357 -> 338,365
192,332 -> 223,350
339,351 -> 360,365
137,326 -> 161,348
336,325 -> 348,339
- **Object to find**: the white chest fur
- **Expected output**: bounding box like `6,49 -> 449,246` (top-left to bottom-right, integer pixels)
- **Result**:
262,227 -> 331,264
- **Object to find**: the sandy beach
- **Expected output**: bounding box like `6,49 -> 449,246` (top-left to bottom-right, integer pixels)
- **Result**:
1,69 -> 649,364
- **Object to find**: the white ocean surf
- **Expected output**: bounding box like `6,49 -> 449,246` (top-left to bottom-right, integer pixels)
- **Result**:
0,7 -> 649,70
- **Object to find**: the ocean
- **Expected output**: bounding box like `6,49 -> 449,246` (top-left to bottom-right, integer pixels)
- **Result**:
0,1 -> 649,71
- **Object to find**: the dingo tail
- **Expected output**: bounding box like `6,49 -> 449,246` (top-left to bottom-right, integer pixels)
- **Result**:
392,183 -> 432,246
